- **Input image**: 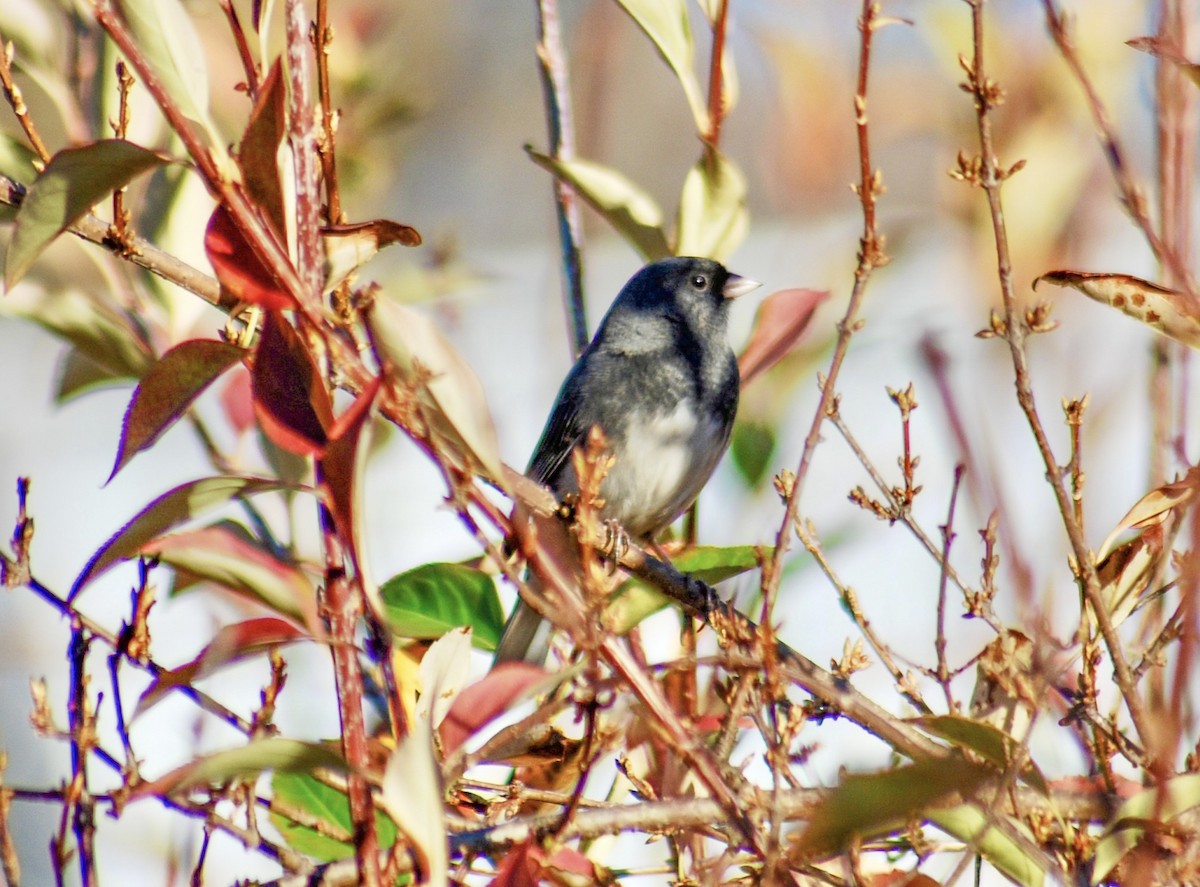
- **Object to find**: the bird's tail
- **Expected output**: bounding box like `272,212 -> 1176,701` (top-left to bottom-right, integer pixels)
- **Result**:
493,597 -> 553,664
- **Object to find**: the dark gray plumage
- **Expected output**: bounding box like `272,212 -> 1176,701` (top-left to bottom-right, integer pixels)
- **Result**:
495,257 -> 760,664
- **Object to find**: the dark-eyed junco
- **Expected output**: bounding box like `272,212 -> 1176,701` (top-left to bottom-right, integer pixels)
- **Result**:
495,256 -> 760,663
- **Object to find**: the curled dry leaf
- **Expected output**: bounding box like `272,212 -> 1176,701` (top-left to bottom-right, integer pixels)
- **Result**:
1096,466 -> 1200,560
1091,467 -> 1199,631
321,219 -> 422,292
737,287 -> 830,387
1035,270 -> 1200,350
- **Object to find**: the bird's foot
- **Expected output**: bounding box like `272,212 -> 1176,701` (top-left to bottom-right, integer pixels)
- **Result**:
601,519 -> 630,574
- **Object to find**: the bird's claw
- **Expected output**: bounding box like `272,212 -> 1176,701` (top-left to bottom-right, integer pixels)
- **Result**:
602,520 -> 630,574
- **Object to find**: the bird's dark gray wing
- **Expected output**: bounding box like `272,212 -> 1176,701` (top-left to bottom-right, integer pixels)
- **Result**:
525,361 -> 593,489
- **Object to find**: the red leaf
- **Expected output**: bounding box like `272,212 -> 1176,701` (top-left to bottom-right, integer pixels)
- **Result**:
490,840 -> 541,887
318,377 -> 382,550
220,366 -> 256,434
737,287 -> 829,387
136,617 -> 307,716
109,339 -> 246,482
251,311 -> 332,456
440,662 -> 548,754
205,203 -> 295,309
142,525 -> 321,635
238,60 -> 288,240
491,841 -> 595,887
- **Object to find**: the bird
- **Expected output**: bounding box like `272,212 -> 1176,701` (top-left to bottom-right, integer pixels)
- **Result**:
494,256 -> 760,663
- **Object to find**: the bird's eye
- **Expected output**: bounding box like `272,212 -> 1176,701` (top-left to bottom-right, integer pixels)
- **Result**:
691,274 -> 708,289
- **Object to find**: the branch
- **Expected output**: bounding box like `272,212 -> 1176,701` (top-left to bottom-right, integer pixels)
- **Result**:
534,0 -> 587,356
0,173 -> 226,308
963,0 -> 1154,756
764,0 -> 889,602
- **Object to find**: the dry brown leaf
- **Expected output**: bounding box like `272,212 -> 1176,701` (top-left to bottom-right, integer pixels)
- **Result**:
1035,270 -> 1200,349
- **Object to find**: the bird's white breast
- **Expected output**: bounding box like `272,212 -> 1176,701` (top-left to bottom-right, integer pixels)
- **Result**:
604,400 -> 727,537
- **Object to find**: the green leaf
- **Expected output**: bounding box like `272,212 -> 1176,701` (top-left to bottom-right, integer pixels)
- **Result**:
133,738 -> 348,800
366,297 -> 504,484
928,806 -> 1047,887
271,771 -> 398,862
110,340 -> 246,482
70,476 -> 292,601
675,150 -> 748,262
792,757 -> 994,860
613,0 -> 709,133
730,420 -> 776,487
2,287 -> 153,380
5,140 -> 166,288
526,149 -> 670,261
0,132 -> 37,181
56,347 -> 136,402
607,545 -> 765,634
1092,773 -> 1200,884
911,715 -> 1049,795
380,563 -> 504,651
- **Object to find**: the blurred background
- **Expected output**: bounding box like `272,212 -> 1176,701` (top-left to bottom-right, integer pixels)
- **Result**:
0,0 -> 1181,882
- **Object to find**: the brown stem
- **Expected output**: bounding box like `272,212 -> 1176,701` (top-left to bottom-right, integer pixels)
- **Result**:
314,0 -> 344,224
704,0 -> 730,154
66,619 -> 97,887
935,466 -> 965,709
763,0 -> 887,607
967,0 -> 1154,757
92,1 -> 319,322
534,0 -> 587,355
0,35 -> 51,164
318,502 -> 380,887
219,0 -> 260,97
285,0 -> 323,303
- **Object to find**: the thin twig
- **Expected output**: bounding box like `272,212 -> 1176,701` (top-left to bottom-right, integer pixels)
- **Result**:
313,0 -> 344,225
793,519 -> 933,716
827,407 -> 990,627
935,466 -> 965,710
66,619 -> 97,887
764,0 -> 888,602
534,0 -> 587,356
964,0 -> 1154,754
0,172 -> 225,305
0,35 -> 51,164
218,0 -> 260,97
